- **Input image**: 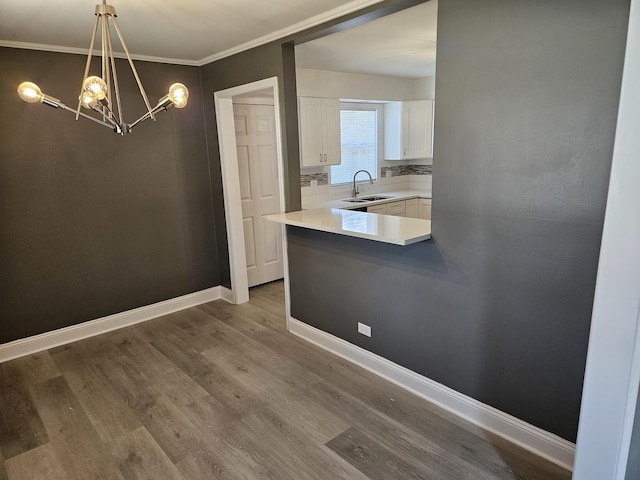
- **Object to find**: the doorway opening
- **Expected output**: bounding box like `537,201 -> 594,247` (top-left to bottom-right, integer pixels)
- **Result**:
214,77 -> 290,327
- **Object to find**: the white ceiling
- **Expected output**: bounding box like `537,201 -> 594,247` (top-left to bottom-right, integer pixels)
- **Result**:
0,0 -> 436,76
296,1 -> 437,78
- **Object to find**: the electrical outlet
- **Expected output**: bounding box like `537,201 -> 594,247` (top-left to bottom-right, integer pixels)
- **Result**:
310,179 -> 318,187
358,322 -> 372,337
385,170 -> 392,178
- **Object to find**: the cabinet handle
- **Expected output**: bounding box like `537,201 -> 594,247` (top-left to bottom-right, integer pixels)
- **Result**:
323,153 -> 327,163
319,154 -> 323,163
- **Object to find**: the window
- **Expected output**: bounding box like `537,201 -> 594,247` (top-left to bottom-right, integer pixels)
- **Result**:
330,103 -> 382,186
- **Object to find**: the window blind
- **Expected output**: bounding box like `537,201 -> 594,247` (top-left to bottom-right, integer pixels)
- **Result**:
331,108 -> 379,185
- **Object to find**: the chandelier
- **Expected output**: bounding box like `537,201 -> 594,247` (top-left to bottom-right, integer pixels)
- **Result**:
17,1 -> 189,135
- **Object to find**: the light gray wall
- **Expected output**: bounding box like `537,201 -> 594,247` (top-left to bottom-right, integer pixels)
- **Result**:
288,0 -> 630,442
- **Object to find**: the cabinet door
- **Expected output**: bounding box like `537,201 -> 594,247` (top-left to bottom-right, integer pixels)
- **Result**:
405,198 -> 418,218
322,100 -> 341,166
384,101 -> 434,160
299,97 -> 341,167
299,97 -> 324,167
403,101 -> 433,159
417,198 -> 432,220
386,200 -> 406,216
383,102 -> 404,160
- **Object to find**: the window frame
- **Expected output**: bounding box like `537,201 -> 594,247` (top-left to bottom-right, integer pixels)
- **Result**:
329,101 -> 384,189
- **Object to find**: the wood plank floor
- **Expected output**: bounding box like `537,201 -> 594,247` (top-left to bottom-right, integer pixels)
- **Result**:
0,281 -> 571,479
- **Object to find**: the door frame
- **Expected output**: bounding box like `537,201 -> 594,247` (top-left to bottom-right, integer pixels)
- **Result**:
573,0 -> 640,477
214,77 -> 289,312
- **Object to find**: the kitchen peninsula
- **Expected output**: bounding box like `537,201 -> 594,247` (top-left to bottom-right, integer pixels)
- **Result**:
266,208 -> 431,246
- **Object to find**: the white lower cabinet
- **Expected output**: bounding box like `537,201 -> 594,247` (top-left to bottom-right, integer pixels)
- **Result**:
386,201 -> 406,217
405,199 -> 418,218
367,204 -> 387,214
366,198 -> 429,219
417,198 -> 432,220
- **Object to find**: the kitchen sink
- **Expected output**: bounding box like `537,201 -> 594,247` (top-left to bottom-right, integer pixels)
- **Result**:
360,196 -> 391,201
343,195 -> 391,203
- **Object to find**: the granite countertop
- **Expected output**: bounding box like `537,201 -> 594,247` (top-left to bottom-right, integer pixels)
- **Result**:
265,208 -> 431,246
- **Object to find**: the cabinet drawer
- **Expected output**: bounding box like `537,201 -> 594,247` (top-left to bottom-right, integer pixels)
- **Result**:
367,204 -> 387,214
386,200 -> 406,216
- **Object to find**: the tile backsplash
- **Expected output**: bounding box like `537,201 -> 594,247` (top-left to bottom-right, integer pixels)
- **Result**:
381,165 -> 432,177
300,165 -> 431,188
300,173 -> 329,188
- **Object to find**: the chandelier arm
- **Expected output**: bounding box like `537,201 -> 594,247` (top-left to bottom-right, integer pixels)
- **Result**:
96,100 -> 119,125
129,100 -> 171,130
105,20 -> 124,126
104,12 -> 116,126
128,112 -> 152,131
75,14 -> 101,120
102,12 -> 109,124
110,16 -> 155,121
59,103 -> 117,129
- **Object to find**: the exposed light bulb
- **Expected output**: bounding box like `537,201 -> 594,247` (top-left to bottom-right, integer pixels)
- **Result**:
168,83 -> 189,109
82,76 -> 108,101
80,91 -> 99,109
18,82 -> 44,103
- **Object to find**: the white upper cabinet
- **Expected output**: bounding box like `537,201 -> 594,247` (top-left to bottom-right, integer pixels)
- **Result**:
384,100 -> 434,160
298,97 -> 341,167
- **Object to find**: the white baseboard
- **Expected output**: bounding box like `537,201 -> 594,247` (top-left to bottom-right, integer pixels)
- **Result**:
288,317 -> 576,471
219,285 -> 234,303
0,286 -> 231,363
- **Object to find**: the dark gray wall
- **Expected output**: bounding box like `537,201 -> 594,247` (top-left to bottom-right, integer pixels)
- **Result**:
199,42 -> 302,288
0,47 -> 218,343
0,0 -> 427,340
288,0 -> 629,442
626,382 -> 640,480
1,0 -> 629,444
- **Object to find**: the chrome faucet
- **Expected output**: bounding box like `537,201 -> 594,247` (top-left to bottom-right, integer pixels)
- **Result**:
352,169 -> 374,198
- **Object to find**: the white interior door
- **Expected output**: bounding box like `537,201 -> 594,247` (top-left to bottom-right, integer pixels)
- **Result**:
233,102 -> 284,287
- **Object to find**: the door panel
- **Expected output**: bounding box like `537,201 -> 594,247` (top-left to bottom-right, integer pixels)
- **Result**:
233,103 -> 284,287
243,217 -> 257,269
263,220 -> 280,264
234,114 -> 248,135
236,145 -> 252,200
258,145 -> 277,198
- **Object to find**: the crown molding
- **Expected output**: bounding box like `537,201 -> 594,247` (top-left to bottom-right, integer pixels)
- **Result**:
0,0 -> 385,67
195,0 -> 385,66
0,40 -> 201,66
